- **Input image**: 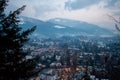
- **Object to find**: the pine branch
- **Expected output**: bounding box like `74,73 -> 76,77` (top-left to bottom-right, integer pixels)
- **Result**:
0,0 -> 8,12
22,26 -> 36,37
1,5 -> 26,23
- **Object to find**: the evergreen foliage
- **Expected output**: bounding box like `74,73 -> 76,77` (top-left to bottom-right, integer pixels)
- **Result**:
0,0 -> 38,80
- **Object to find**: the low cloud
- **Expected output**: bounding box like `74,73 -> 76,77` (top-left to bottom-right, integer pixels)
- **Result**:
8,0 -> 67,19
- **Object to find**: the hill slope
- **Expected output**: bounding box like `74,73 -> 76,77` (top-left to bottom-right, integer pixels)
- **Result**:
20,17 -> 113,38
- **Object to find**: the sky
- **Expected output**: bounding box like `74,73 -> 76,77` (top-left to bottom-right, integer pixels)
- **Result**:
8,0 -> 120,30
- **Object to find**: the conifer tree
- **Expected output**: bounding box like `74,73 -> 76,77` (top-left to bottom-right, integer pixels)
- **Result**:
0,0 -> 38,80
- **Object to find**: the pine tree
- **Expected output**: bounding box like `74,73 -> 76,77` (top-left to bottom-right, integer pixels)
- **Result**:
0,0 -> 38,80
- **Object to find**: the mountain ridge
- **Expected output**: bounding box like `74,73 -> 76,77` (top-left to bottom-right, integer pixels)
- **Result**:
20,16 -> 113,38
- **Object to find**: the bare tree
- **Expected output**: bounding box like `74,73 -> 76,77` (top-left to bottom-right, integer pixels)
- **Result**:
108,15 -> 120,31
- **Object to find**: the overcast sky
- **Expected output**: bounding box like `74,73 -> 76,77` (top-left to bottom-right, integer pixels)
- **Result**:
8,0 -> 120,30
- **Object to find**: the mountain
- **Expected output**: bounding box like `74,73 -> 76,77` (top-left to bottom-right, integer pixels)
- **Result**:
20,17 -> 113,38
48,18 -> 113,36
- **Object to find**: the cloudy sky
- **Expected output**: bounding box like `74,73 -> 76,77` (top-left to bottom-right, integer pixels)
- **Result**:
8,0 -> 120,30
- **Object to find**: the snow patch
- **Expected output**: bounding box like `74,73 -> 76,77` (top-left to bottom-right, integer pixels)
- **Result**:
54,25 -> 65,29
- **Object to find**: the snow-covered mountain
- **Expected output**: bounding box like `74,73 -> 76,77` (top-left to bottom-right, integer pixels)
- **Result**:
20,17 -> 113,38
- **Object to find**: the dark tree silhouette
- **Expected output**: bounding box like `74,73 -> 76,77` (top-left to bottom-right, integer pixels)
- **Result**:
107,15 -> 120,80
108,15 -> 120,31
0,0 -> 38,80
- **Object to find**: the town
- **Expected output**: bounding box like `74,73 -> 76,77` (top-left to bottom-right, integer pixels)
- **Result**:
25,36 -> 120,80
